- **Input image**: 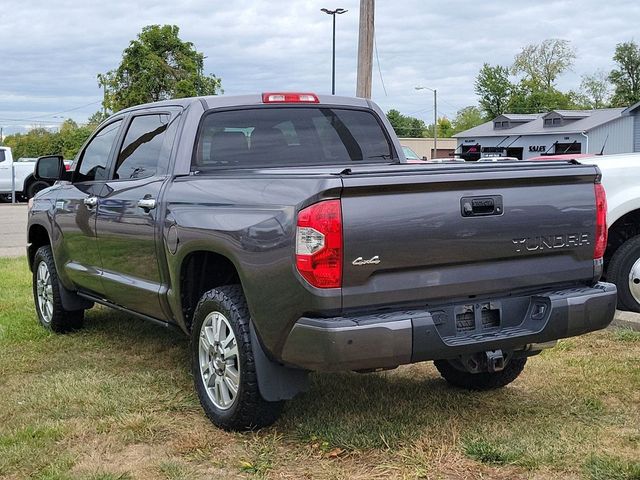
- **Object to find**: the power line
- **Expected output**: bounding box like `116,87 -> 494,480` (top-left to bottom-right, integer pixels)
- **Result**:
0,99 -> 102,123
373,33 -> 387,96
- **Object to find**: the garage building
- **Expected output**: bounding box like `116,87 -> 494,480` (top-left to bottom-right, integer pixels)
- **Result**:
453,101 -> 640,160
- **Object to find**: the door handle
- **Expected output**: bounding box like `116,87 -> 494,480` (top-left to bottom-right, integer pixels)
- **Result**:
137,197 -> 156,211
83,196 -> 98,208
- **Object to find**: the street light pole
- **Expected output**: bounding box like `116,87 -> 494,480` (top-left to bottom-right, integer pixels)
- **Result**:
321,8 -> 348,95
415,86 -> 438,159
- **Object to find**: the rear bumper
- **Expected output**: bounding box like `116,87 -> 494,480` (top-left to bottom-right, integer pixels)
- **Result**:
279,282 -> 617,371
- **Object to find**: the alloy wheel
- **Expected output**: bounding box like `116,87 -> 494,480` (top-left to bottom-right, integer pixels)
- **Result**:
198,311 -> 241,410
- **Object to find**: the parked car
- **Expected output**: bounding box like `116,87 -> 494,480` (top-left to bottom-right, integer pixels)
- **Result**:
0,147 -> 52,200
578,153 -> 640,312
529,153 -> 596,161
27,92 -> 616,431
478,156 -> 520,162
428,157 -> 466,163
402,145 -> 422,160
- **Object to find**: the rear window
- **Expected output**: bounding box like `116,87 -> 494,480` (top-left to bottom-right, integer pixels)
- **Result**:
194,107 -> 395,169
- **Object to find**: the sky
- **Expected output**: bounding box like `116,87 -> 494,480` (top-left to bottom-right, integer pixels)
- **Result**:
0,0 -> 639,135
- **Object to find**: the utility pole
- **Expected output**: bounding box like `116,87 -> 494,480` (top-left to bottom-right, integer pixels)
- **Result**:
433,89 -> 438,158
356,0 -> 374,99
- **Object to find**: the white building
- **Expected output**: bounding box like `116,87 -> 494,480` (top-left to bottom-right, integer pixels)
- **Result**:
453,101 -> 640,160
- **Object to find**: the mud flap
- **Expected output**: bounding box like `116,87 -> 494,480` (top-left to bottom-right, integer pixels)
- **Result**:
250,322 -> 309,401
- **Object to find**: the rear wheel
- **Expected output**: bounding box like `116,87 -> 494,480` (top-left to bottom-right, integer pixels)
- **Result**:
607,235 -> 640,312
190,285 -> 283,431
434,357 -> 527,391
27,180 -> 50,199
32,246 -> 84,332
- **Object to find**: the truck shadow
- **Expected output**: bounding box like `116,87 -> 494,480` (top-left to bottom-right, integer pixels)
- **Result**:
83,308 -> 572,450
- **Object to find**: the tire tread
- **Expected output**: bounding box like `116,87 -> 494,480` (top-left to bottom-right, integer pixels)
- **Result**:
191,285 -> 283,431
434,357 -> 527,391
33,245 -> 84,333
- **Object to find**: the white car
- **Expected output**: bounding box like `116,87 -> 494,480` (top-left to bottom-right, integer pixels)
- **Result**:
582,153 -> 640,311
0,147 -> 52,200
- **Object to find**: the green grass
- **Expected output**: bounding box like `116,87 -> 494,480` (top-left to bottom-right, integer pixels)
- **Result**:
1,256 -> 639,479
584,455 -> 640,480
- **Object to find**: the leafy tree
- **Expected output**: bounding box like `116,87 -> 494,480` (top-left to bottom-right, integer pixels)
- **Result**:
609,40 -> 640,107
512,39 -> 576,89
386,109 -> 427,137
98,25 -> 222,112
580,70 -> 611,108
87,110 -> 109,127
475,64 -> 512,119
424,117 -> 454,138
507,79 -> 579,113
2,118 -> 95,160
2,128 -> 58,159
437,117 -> 453,138
451,106 -> 484,134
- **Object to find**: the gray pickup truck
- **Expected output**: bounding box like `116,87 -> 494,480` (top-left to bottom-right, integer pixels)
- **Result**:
27,92 -> 616,431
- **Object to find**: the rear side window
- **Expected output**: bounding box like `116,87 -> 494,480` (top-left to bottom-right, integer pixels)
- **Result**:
114,114 -> 172,180
0,150 -> 5,163
194,107 -> 395,169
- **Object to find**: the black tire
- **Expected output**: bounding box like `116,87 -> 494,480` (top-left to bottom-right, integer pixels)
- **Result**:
32,246 -> 84,332
607,235 -> 640,312
434,357 -> 527,391
26,180 -> 50,199
190,285 -> 283,431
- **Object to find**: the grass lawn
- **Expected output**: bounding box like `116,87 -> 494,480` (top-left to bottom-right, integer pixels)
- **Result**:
1,256 -> 639,480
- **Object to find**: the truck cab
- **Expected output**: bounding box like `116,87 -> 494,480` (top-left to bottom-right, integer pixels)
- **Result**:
0,147 -> 53,200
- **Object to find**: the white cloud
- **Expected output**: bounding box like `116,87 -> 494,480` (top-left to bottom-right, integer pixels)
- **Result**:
0,0 -> 639,134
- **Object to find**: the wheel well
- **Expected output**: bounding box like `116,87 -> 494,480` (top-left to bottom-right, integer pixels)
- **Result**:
22,174 -> 34,192
604,209 -> 640,271
180,251 -> 241,332
28,224 -> 50,269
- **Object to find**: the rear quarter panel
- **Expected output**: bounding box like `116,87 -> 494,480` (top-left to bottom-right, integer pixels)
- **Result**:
163,174 -> 343,355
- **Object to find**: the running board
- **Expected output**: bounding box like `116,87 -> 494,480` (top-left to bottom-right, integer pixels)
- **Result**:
77,292 -> 182,332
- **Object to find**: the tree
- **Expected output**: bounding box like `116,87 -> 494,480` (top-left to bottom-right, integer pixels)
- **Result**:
475,64 -> 512,119
512,39 -> 576,89
451,106 -> 484,134
98,25 -> 222,112
87,110 -> 109,127
386,109 -> 427,137
609,40 -> 640,107
507,79 -> 579,113
580,71 -> 611,108
2,116 -> 97,160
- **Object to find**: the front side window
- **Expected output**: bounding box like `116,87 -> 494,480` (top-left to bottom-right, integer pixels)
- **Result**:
75,120 -> 122,182
194,107 -> 394,169
114,114 -> 171,180
0,150 -> 5,163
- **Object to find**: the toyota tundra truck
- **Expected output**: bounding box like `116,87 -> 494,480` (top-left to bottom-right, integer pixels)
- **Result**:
27,92 -> 616,431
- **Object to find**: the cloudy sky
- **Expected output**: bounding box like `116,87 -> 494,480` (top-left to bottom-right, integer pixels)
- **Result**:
0,0 -> 639,134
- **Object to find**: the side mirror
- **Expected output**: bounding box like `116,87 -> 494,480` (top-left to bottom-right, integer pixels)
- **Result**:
35,155 -> 64,181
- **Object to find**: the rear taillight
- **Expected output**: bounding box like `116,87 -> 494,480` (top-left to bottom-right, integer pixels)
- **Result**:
262,92 -> 319,103
295,199 -> 342,288
594,183 -> 607,260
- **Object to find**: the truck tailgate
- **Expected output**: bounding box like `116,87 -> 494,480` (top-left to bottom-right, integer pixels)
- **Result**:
340,163 -> 600,309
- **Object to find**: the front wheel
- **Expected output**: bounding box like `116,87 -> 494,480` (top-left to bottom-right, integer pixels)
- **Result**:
190,285 -> 283,431
434,357 -> 527,391
32,246 -> 84,332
